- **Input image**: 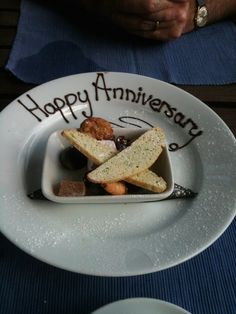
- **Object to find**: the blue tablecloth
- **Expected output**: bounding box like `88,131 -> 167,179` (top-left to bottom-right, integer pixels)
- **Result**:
1,219 -> 235,314
1,0 -> 236,313
5,0 -> 236,85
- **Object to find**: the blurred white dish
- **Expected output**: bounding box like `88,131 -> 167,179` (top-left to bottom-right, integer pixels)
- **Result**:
91,298 -> 191,314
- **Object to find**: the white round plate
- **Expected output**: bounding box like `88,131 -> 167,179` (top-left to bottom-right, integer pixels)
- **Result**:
91,298 -> 190,314
0,72 -> 235,276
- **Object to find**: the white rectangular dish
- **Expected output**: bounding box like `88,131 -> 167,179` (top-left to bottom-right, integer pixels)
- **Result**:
41,128 -> 174,203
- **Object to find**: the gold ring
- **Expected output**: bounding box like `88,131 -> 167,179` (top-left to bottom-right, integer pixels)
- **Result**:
155,20 -> 160,30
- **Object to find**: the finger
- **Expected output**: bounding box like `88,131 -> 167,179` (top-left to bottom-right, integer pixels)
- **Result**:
112,13 -> 157,31
132,28 -> 182,41
154,26 -> 184,40
112,5 -> 188,33
116,0 -> 190,14
144,2 -> 189,21
114,0 -> 161,15
131,21 -> 186,41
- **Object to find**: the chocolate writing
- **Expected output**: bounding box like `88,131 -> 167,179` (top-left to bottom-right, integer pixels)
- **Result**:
93,73 -> 203,151
18,72 -> 203,151
17,91 -> 93,123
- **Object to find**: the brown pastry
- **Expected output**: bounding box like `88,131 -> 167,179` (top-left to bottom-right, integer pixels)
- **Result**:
57,179 -> 86,197
80,117 -> 113,140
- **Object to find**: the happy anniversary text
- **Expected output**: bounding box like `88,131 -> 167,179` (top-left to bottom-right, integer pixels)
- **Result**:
17,72 -> 203,151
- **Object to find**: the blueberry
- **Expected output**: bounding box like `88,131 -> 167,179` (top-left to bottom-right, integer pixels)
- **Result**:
59,147 -> 87,170
115,136 -> 130,151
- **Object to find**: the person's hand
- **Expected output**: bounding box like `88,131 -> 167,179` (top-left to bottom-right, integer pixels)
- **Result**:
111,0 -> 197,41
81,0 -> 197,41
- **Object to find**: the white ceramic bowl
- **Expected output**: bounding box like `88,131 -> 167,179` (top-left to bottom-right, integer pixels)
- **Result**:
42,128 -> 174,203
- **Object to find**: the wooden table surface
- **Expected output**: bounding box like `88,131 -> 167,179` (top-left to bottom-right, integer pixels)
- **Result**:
1,0 -> 236,136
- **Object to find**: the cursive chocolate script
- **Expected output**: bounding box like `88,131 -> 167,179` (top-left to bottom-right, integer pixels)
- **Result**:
17,72 -> 203,151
